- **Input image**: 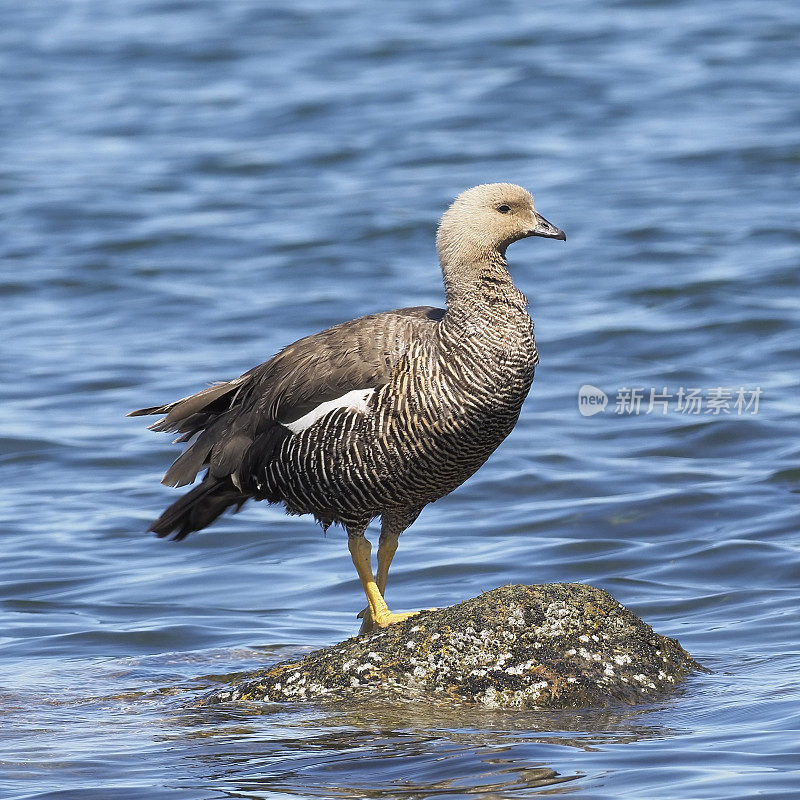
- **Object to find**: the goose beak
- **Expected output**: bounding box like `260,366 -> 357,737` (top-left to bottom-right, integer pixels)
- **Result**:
529,212 -> 566,241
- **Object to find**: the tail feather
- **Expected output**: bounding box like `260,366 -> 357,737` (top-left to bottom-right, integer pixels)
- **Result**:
150,477 -> 249,541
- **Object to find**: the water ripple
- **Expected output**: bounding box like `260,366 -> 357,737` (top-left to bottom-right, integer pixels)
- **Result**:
2,0 -> 799,798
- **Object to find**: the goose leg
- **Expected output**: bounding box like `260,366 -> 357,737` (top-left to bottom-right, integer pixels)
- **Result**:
348,531 -> 417,633
356,529 -> 404,634
354,509 -> 424,634
375,529 -> 399,597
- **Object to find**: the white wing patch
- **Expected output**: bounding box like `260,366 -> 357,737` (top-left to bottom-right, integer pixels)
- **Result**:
283,388 -> 375,434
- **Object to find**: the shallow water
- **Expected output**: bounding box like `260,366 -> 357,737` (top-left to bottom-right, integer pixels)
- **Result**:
2,1 -> 799,798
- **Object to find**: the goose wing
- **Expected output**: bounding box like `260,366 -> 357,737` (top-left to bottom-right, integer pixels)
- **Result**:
129,306 -> 444,487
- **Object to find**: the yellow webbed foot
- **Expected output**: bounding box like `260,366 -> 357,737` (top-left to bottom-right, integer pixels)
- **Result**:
358,607 -> 439,635
373,609 -> 420,627
359,607 -> 418,635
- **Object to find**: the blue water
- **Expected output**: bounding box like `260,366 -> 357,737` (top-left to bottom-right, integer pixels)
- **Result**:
2,1 -> 799,797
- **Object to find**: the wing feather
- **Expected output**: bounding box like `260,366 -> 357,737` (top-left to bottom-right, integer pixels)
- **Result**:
131,306 -> 444,487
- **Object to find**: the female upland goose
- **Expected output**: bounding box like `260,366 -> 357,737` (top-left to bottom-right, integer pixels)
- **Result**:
130,183 -> 565,632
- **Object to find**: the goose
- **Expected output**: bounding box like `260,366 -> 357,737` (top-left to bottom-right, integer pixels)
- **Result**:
130,183 -> 565,633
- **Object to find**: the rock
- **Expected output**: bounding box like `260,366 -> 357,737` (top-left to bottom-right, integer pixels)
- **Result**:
204,583 -> 703,709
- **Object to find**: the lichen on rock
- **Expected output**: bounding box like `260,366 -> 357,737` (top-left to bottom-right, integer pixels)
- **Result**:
204,583 -> 703,709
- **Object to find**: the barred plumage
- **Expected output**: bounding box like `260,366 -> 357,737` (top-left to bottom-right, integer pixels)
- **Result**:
130,183 -> 565,631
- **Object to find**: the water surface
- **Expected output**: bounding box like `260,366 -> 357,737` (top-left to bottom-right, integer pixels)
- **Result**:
2,1 -> 799,798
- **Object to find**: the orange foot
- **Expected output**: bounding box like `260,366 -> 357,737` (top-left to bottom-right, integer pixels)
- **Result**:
358,607 -> 439,635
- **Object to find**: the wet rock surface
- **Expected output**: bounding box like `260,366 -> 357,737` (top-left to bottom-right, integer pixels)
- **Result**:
205,583 -> 703,709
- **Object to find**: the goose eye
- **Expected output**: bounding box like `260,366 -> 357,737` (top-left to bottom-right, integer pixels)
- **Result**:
496,204 -> 511,214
